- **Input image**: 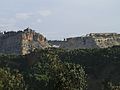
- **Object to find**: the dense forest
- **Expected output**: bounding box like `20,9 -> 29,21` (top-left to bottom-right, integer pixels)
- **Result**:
0,46 -> 120,90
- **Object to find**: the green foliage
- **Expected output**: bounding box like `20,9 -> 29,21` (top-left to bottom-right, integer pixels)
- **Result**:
58,47 -> 120,76
0,46 -> 120,89
54,63 -> 87,90
0,68 -> 25,90
102,81 -> 120,90
23,50 -> 87,90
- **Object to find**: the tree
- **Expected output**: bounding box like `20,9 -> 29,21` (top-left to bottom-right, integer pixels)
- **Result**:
0,68 -> 26,90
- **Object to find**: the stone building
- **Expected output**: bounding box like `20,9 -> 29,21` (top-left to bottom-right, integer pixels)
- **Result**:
0,28 -> 50,55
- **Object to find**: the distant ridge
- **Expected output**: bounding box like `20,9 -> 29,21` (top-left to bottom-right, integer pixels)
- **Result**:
1,28 -> 120,55
0,28 -> 50,55
49,33 -> 120,49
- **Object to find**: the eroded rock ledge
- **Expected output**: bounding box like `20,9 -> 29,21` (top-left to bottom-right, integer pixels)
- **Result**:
0,28 -> 50,55
49,33 -> 120,49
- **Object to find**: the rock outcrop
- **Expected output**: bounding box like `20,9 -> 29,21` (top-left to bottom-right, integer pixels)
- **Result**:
0,28 -> 50,55
49,33 -> 120,49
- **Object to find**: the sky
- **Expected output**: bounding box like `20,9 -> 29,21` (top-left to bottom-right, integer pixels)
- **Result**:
0,0 -> 120,40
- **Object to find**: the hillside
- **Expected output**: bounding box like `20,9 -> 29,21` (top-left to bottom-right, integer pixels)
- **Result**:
0,46 -> 120,89
49,33 -> 120,49
1,29 -> 120,55
0,28 -> 50,55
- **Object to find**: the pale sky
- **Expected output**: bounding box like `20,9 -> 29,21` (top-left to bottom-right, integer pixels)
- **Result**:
0,0 -> 120,40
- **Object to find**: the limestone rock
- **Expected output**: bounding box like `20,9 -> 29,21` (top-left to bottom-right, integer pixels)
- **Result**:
49,33 -> 120,49
0,28 -> 50,55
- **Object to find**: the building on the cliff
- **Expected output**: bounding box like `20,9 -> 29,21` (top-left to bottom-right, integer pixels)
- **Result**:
0,28 -> 50,55
49,33 -> 120,49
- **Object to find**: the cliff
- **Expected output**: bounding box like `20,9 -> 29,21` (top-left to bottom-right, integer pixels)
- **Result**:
0,28 -> 50,55
49,33 -> 120,49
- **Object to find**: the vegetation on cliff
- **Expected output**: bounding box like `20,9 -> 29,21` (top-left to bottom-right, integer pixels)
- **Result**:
0,46 -> 120,90
0,49 -> 87,90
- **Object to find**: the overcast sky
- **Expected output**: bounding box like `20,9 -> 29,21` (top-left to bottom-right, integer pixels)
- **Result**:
0,0 -> 120,40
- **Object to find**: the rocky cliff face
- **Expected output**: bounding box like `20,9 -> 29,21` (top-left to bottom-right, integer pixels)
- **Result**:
92,33 -> 120,48
21,28 -> 50,55
49,33 -> 120,49
0,31 -> 22,54
0,28 -> 50,55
